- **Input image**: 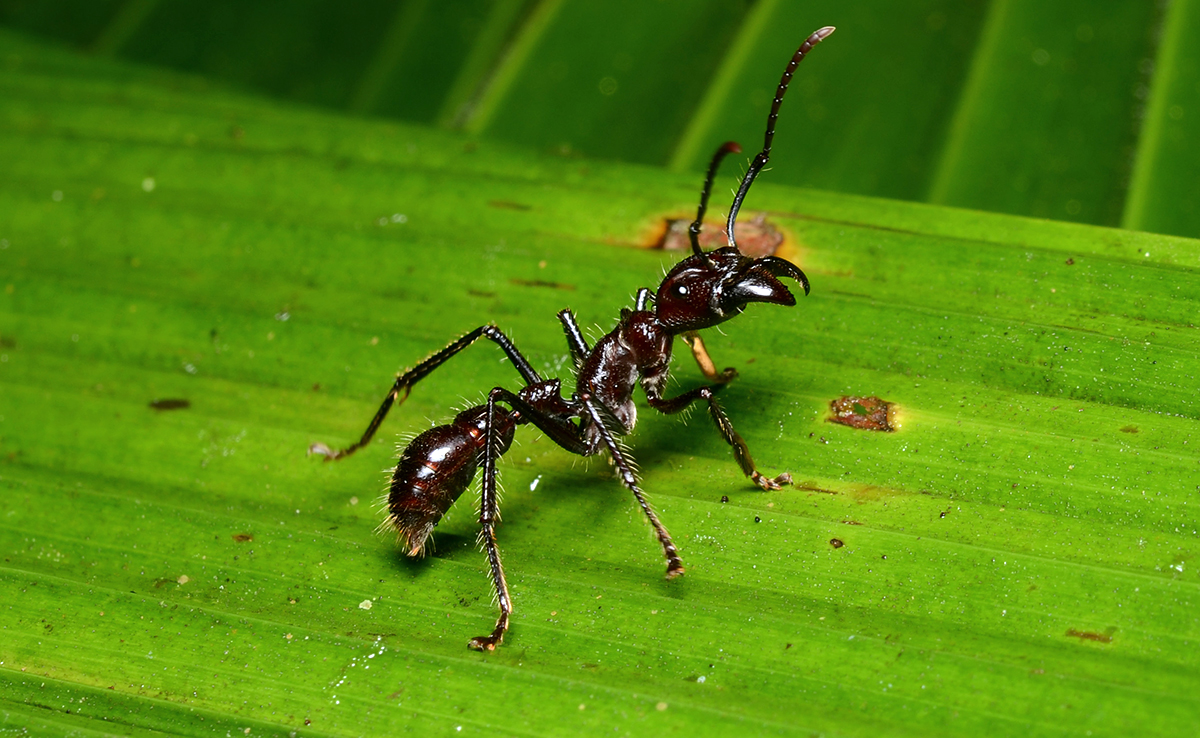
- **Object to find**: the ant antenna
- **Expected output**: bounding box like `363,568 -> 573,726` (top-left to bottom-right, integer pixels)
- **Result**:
689,141 -> 742,258
726,25 -> 835,250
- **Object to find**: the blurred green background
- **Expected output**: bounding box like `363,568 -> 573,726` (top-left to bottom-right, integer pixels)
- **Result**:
3,0 -> 1198,237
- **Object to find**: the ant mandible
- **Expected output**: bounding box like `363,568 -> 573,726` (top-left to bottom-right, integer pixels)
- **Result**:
310,26 -> 835,651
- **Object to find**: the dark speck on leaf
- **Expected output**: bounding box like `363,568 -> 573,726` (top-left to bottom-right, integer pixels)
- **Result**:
488,200 -> 532,211
509,278 -> 575,291
829,538 -> 844,548
1066,628 -> 1113,643
232,533 -> 253,543
149,398 -> 190,411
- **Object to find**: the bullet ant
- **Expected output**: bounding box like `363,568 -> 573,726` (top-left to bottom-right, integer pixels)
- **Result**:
310,26 -> 834,651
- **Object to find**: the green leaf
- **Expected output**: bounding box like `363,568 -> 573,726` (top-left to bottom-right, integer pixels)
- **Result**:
3,28 -> 1200,736
4,0 -> 1199,238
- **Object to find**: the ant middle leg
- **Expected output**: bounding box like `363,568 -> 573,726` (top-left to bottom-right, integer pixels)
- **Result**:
557,309 -> 591,366
310,325 -> 541,461
645,384 -> 792,491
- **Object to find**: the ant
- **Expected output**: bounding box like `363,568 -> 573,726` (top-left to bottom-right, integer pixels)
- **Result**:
310,26 -> 835,651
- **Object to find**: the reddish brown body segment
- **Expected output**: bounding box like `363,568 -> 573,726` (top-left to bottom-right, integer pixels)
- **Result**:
387,407 -> 514,556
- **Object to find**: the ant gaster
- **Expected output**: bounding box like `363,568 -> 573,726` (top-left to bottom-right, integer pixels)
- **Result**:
310,26 -> 835,651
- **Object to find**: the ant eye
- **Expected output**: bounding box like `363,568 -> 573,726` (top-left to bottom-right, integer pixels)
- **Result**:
675,285 -> 688,296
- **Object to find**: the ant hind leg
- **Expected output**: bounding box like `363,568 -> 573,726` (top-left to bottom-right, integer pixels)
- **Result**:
310,325 -> 542,461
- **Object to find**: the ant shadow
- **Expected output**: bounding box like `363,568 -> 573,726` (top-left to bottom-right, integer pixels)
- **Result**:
371,460 -> 694,599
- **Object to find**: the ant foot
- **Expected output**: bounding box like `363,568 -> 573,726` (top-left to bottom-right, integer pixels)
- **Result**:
468,635 -> 501,651
752,471 -> 793,491
716,367 -> 739,383
666,563 -> 686,580
308,442 -> 337,460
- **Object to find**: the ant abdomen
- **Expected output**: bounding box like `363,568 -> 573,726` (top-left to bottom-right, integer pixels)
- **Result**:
387,406 -> 516,556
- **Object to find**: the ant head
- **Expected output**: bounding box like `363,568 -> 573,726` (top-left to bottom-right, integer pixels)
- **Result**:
655,247 -> 809,333
656,27 -> 831,334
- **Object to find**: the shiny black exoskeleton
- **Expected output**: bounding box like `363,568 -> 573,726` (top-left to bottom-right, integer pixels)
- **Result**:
310,26 -> 835,651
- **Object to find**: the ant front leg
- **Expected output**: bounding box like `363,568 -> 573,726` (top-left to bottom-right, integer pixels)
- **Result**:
310,325 -> 541,461
579,393 -> 685,578
681,331 -> 738,384
644,379 -> 791,491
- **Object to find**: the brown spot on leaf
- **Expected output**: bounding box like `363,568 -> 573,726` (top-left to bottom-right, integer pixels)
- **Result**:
509,278 -> 575,291
232,533 -> 253,543
829,538 -> 844,549
149,398 -> 190,411
1119,425 -> 1138,433
1066,628 -> 1113,643
794,482 -> 837,495
488,200 -> 532,211
829,396 -> 895,431
653,213 -> 784,258
1065,258 -> 1075,265
0,335 -> 15,348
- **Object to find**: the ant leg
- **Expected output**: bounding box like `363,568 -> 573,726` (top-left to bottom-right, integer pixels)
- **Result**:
579,393 -> 684,578
681,331 -> 737,384
645,385 -> 792,491
310,325 -> 542,461
557,309 -> 590,365
493,387 -> 589,455
468,385 -> 588,651
469,389 -> 516,651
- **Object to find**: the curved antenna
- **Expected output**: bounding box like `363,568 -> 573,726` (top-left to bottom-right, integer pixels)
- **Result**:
689,141 -> 742,257
726,25 -> 835,250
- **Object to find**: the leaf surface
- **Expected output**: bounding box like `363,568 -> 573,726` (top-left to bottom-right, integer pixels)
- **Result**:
2,30 -> 1200,737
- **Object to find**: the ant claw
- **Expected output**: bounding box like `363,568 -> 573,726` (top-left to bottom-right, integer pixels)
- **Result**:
666,564 -> 686,580
752,471 -> 793,491
468,636 -> 499,652
308,442 -> 337,460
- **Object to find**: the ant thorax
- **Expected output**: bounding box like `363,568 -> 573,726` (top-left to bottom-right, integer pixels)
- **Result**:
577,309 -> 673,442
